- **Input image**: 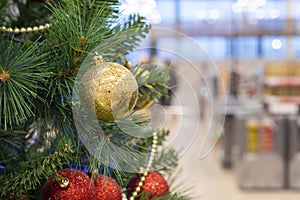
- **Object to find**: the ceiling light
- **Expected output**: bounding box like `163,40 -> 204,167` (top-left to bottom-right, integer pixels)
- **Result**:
272,39 -> 282,50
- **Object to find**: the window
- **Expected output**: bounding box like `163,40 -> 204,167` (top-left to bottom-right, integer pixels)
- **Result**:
156,36 -> 229,61
231,37 -> 259,59
261,36 -> 286,59
156,0 -> 176,23
292,36 -> 300,58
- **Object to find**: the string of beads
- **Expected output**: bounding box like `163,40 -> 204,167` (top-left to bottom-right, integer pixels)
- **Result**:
0,23 -> 51,33
129,132 -> 158,200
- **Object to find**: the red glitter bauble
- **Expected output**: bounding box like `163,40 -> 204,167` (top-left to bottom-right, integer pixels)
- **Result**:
127,172 -> 169,200
89,175 -> 122,200
42,168 -> 91,200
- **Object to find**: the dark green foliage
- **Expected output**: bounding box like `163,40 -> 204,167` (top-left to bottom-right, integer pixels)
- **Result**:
0,0 -> 8,21
136,190 -> 193,200
133,63 -> 170,103
0,129 -> 26,172
0,137 -> 73,199
12,1 -> 52,28
0,39 -> 51,130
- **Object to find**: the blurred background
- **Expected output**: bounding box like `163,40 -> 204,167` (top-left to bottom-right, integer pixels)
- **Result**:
121,0 -> 300,199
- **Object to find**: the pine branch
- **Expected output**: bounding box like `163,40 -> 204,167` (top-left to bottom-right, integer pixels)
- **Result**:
13,0 -> 51,28
41,0 -> 149,135
152,148 -> 179,174
133,64 -> 170,88
166,168 -> 196,200
0,0 -> 8,21
45,0 -> 121,56
75,114 -> 153,175
128,129 -> 169,153
45,0 -> 148,62
37,66 -> 163,188
0,38 -> 52,130
0,137 -> 73,198
133,64 -> 170,107
0,129 -> 26,169
101,14 -> 149,59
137,192 -> 192,200
154,193 -> 193,200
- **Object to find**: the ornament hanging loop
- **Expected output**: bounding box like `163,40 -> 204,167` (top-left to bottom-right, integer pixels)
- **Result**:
93,52 -> 104,65
55,173 -> 70,188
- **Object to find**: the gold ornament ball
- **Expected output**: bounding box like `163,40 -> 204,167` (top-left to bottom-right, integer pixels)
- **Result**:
79,62 -> 138,122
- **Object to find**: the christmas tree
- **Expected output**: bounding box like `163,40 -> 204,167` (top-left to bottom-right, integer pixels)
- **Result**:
0,0 -> 192,199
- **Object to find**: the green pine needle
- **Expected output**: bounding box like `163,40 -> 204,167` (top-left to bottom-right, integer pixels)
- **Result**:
133,64 -> 170,102
0,138 -> 73,198
0,39 -> 52,130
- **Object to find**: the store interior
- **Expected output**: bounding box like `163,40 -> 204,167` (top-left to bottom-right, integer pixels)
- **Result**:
123,0 -> 300,199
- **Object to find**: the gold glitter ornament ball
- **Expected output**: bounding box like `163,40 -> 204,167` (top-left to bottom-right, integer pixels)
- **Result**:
79,62 -> 138,122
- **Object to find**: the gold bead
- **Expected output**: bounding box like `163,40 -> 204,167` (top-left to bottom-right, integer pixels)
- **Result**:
148,160 -> 153,168
152,144 -> 157,149
151,148 -> 156,153
141,176 -> 146,181
143,170 -> 149,176
148,156 -> 154,162
132,192 -> 138,197
130,197 -> 135,200
153,139 -> 157,144
136,186 -> 141,192
153,132 -> 158,136
139,167 -> 144,173
138,181 -> 143,187
0,23 -> 50,34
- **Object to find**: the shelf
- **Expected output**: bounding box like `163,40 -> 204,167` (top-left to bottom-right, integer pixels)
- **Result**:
265,95 -> 300,104
264,96 -> 299,114
265,76 -> 300,86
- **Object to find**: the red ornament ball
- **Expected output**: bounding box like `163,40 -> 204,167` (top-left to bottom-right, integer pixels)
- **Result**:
42,168 -> 91,200
127,171 -> 169,200
89,175 -> 122,200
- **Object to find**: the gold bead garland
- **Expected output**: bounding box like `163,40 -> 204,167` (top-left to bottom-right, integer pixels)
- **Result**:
0,23 -> 52,33
129,132 -> 158,200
